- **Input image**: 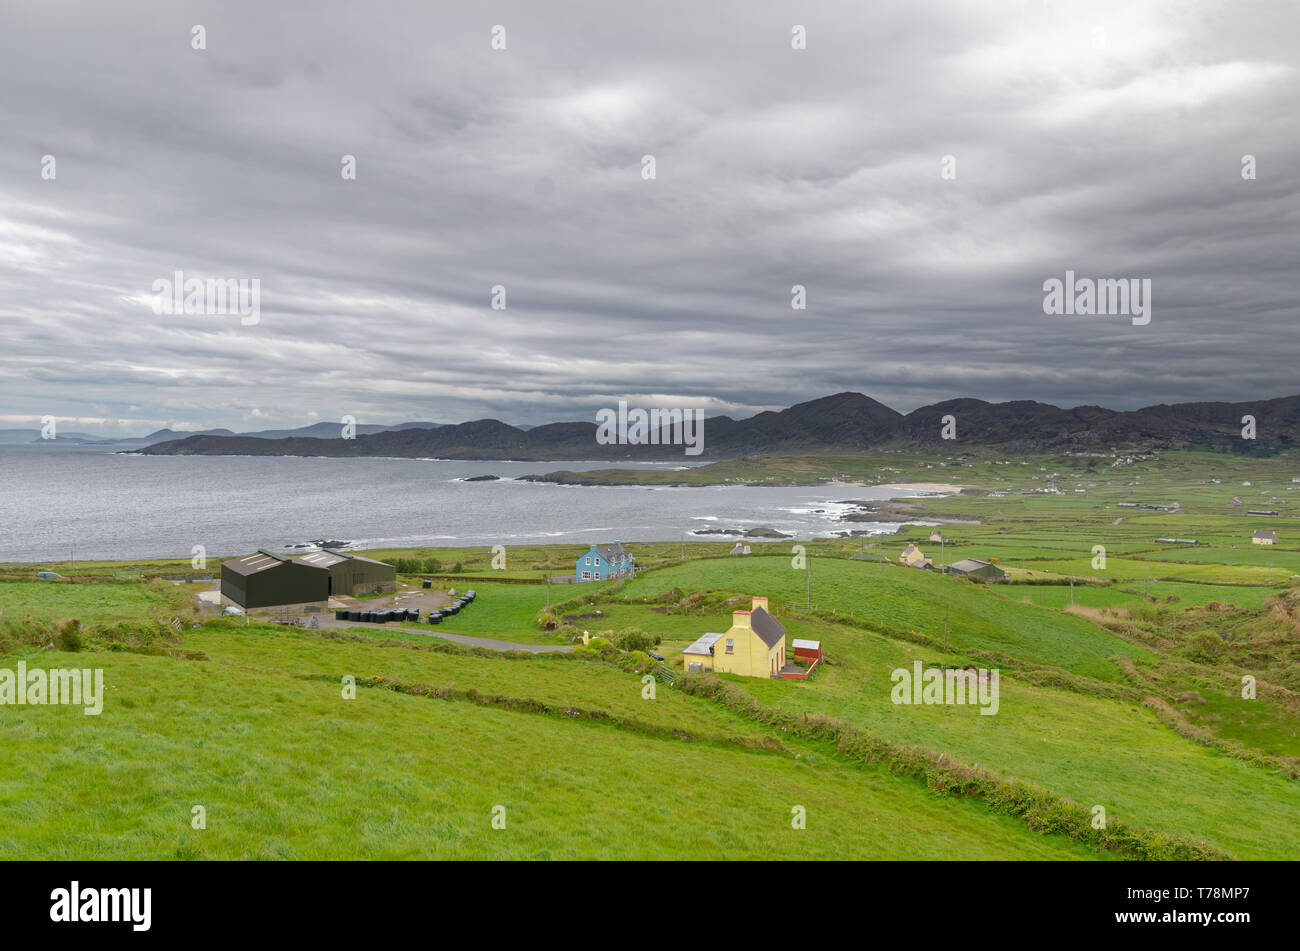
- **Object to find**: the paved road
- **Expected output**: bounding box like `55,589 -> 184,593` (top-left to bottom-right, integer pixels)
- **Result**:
318,613 -> 570,653
420,631 -> 573,653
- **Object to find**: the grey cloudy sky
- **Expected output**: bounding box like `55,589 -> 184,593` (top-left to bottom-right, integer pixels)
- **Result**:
1,0 -> 1297,435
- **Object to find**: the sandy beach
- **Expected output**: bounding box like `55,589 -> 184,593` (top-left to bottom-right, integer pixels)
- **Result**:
877,482 -> 967,494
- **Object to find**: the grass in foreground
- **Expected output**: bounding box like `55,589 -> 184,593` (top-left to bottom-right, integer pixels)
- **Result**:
0,632 -> 1108,860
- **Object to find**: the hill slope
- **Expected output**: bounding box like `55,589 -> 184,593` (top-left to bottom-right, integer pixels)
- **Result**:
139,392 -> 1300,459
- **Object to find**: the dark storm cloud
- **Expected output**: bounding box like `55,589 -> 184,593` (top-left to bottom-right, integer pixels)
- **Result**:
1,0 -> 1297,435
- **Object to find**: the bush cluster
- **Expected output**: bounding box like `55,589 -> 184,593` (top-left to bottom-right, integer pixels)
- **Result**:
392,557 -> 442,574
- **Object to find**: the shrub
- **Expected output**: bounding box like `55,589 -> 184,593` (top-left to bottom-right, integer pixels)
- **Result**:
611,650 -> 654,673
54,619 -> 83,652
1182,632 -> 1227,664
611,628 -> 655,652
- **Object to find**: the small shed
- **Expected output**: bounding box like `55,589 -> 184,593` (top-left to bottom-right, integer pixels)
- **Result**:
792,639 -> 822,663
781,638 -> 823,679
947,558 -> 1007,581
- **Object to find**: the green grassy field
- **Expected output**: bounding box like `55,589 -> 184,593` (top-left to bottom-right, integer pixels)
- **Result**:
3,446 -> 1299,860
409,581 -> 561,641
0,634 -> 1106,860
621,556 -> 1153,681
1000,580 -> 1280,611
0,579 -> 168,624
728,620 -> 1300,859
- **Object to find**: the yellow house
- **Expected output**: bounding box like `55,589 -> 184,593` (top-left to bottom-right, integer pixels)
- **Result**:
900,543 -> 932,568
1252,531 -> 1278,545
682,596 -> 787,678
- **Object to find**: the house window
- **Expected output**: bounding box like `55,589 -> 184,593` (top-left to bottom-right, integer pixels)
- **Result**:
725,639 -> 734,654
581,571 -> 590,580
585,556 -> 591,565
594,558 -> 601,566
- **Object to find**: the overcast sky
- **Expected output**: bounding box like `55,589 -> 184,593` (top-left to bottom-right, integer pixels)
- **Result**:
1,0 -> 1297,435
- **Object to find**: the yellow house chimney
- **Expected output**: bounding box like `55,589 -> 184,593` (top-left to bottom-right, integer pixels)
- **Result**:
751,595 -> 769,614
732,610 -> 752,630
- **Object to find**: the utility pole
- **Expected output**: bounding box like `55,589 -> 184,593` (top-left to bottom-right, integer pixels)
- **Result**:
806,555 -> 812,608
1069,577 -> 1074,608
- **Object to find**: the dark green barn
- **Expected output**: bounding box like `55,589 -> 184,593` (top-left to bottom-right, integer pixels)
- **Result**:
221,550 -> 330,610
946,558 -> 1007,582
297,549 -> 396,596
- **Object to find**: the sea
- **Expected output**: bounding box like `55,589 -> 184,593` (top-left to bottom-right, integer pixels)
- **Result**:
0,445 -> 939,562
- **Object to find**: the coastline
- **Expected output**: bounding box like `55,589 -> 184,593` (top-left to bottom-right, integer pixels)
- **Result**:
0,447 -> 975,562
876,482 -> 968,494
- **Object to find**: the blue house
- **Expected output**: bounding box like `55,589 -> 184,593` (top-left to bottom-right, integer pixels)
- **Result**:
577,542 -> 635,582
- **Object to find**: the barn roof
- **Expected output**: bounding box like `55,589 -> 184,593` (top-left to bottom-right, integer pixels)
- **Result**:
225,549 -> 341,577
326,549 -> 391,566
300,549 -> 393,569
949,558 -> 994,572
223,550 -> 291,576
299,550 -> 348,568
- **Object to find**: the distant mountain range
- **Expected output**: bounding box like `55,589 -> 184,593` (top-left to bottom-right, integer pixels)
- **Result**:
0,429 -> 115,446
134,392 -> 1300,460
0,420 -> 442,447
